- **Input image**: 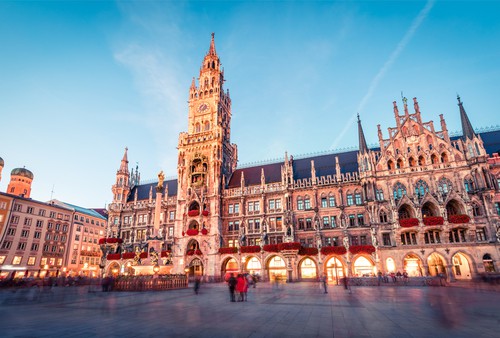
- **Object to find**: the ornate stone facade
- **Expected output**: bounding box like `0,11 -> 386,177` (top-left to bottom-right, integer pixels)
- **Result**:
106,35 -> 500,282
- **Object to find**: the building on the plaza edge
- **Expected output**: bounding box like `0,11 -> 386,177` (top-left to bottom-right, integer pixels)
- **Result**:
0,160 -> 107,279
106,34 -> 500,283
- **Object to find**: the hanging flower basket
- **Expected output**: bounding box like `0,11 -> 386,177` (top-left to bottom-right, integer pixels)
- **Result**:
298,247 -> 318,255
320,246 -> 347,255
202,210 -> 209,216
240,245 -> 261,253
399,218 -> 419,227
278,242 -> 301,251
218,247 -> 238,254
107,253 -> 121,260
263,244 -> 279,252
448,214 -> 470,224
160,250 -> 171,257
122,252 -> 135,259
186,229 -> 199,236
423,216 -> 444,226
201,228 -> 208,235
349,245 -> 376,255
188,210 -> 200,217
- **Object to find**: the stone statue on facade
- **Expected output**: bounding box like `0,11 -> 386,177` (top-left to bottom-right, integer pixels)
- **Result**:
157,170 -> 164,189
371,227 -> 379,247
343,236 -> 350,251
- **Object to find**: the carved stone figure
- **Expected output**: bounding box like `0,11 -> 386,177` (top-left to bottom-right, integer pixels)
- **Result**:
157,170 -> 164,189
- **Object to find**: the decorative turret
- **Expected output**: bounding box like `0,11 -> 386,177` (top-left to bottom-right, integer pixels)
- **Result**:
457,95 -> 485,160
458,95 -> 477,141
357,114 -> 372,173
111,147 -> 131,204
7,166 -> 34,198
357,114 -> 369,154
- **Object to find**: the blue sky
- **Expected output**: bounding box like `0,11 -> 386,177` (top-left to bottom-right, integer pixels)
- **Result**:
0,0 -> 499,208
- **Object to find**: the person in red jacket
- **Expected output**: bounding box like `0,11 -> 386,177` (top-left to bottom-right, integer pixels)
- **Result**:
236,274 -> 247,302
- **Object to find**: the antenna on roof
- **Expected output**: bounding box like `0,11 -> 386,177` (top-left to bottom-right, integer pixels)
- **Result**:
50,184 -> 55,200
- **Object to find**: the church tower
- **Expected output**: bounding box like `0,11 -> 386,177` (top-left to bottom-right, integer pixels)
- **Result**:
174,34 -> 238,276
111,147 -> 131,205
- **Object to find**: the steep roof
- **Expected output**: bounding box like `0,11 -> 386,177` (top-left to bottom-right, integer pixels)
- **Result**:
127,179 -> 178,203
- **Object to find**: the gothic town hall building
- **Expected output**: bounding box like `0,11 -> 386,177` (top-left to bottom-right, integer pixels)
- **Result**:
106,35 -> 500,283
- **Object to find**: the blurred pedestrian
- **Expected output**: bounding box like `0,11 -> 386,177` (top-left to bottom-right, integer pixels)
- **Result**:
228,273 -> 237,302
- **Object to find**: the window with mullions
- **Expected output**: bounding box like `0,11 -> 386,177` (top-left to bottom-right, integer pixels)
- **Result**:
415,180 -> 429,198
424,230 -> 441,244
329,196 -> 336,207
393,182 -> 407,200
438,177 -> 453,196
357,214 -> 364,226
298,218 -> 304,230
322,216 -> 329,228
304,197 -> 311,210
355,192 -> 362,205
376,189 -> 384,201
382,233 -> 391,246
321,197 -> 327,208
449,229 -> 466,243
305,218 -> 312,229
347,194 -> 354,206
349,214 -> 356,227
297,197 -> 304,210
464,178 -> 474,193
400,232 -> 417,245
476,228 -> 486,242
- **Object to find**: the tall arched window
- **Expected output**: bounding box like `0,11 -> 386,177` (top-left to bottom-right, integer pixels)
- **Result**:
464,177 -> 474,193
297,197 -> 304,210
396,158 -> 403,169
441,152 -> 448,163
418,155 -> 425,166
438,177 -> 453,196
415,180 -> 429,198
393,182 -> 407,200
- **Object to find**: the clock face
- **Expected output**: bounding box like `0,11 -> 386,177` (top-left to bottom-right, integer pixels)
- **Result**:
198,103 -> 209,113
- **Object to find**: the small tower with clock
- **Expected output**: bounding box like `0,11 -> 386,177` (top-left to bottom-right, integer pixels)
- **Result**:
174,33 -> 238,277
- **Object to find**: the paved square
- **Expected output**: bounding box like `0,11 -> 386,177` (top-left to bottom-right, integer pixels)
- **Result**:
0,283 -> 498,337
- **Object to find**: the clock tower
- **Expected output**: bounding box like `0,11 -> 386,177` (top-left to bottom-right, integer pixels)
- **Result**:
174,33 -> 237,276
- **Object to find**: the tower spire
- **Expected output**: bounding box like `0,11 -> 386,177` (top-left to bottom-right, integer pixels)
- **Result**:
458,95 -> 476,140
208,32 -> 216,56
357,114 -> 369,154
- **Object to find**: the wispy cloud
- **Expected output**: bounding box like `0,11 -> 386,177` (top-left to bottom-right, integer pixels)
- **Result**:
330,0 -> 435,149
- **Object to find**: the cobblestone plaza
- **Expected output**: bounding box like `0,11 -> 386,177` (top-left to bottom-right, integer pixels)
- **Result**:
0,283 -> 498,337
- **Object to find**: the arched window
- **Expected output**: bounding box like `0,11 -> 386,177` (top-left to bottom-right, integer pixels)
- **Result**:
472,203 -> 482,216
475,142 -> 481,156
379,211 -> 388,223
398,204 -> 413,219
304,196 -> 311,209
418,155 -> 425,166
204,121 -> 210,131
483,254 -> 496,272
441,152 -> 448,163
464,177 -> 474,193
393,182 -> 407,200
415,180 -> 429,198
387,160 -> 395,170
431,154 -> 438,164
438,177 -> 453,196
195,123 -> 201,133
396,158 -> 403,169
409,157 -> 416,167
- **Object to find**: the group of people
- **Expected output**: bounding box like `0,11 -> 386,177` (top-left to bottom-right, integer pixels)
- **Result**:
227,273 -> 255,302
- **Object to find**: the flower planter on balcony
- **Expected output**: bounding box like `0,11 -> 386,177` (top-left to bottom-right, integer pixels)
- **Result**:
139,252 -> 148,259
186,229 -> 199,236
122,252 -> 135,259
349,245 -> 376,255
188,210 -> 200,217
277,242 -> 301,251
160,250 -> 171,257
448,214 -> 470,224
399,218 -> 419,227
423,216 -> 444,226
201,228 -> 208,235
187,249 -> 202,256
240,245 -> 261,253
202,210 -> 209,217
320,246 -> 347,255
263,244 -> 279,252
107,253 -> 121,260
298,247 -> 319,255
99,237 -> 124,245
218,247 -> 238,254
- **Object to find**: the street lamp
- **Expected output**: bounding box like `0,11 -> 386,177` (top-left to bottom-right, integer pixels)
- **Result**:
153,264 -> 160,274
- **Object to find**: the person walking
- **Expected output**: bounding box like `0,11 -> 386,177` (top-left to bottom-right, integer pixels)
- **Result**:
236,274 -> 247,302
228,273 -> 237,302
194,277 -> 201,294
322,275 -> 328,294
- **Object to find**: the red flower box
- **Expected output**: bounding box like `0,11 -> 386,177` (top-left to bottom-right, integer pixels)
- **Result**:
107,253 -> 121,260
278,242 -> 301,251
195,249 -> 202,255
202,210 -> 209,216
160,250 -> 171,257
423,216 -> 444,226
186,229 -> 199,236
122,252 -> 135,259
399,218 -> 419,227
298,247 -> 318,255
201,228 -> 208,235
320,246 -> 347,255
448,214 -> 470,224
188,210 -> 200,217
187,249 -> 201,255
139,252 -> 148,259
104,238 -> 123,244
263,244 -> 279,252
99,238 -> 106,245
240,245 -> 261,253
218,247 -> 238,254
349,245 -> 376,255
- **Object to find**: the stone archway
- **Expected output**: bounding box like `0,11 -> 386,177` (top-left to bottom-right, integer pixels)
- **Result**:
353,256 -> 375,277
245,256 -> 262,276
325,256 -> 344,284
106,262 -> 121,276
266,255 -> 287,282
187,257 -> 203,279
298,257 -> 317,281
403,253 -> 424,277
221,256 -> 239,281
427,252 -> 447,277
452,252 -> 472,280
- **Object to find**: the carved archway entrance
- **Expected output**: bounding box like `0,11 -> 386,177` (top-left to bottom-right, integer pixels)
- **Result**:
325,256 -> 344,285
427,252 -> 446,277
452,252 -> 472,280
403,254 -> 423,276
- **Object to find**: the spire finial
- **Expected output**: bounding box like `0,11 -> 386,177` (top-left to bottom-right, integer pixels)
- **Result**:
457,95 -> 476,140
357,113 -> 369,154
208,32 -> 216,55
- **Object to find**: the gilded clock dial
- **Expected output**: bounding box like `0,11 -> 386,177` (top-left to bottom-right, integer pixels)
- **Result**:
198,103 -> 209,113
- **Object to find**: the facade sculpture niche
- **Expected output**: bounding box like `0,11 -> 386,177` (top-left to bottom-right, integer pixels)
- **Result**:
190,154 -> 208,187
